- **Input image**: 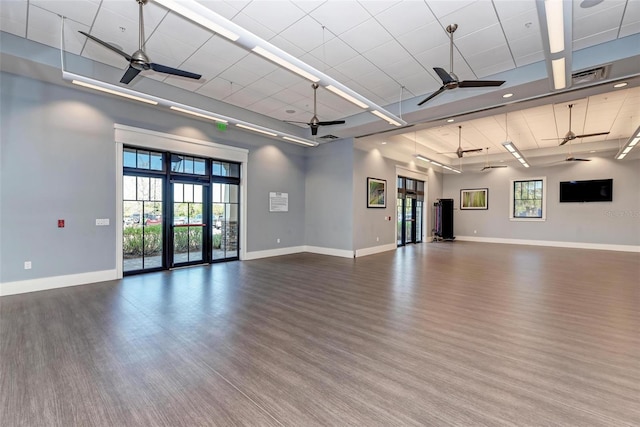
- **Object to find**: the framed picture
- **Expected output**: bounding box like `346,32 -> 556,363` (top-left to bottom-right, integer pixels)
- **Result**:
367,177 -> 386,208
461,188 -> 488,210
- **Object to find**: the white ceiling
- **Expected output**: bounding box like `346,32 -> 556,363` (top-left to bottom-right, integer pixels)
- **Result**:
1,0 -> 639,165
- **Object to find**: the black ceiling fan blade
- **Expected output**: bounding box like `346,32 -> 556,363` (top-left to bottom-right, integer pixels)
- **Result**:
458,79 -> 505,88
418,86 -> 446,106
567,158 -> 591,162
120,66 -> 141,84
317,120 -> 346,126
461,148 -> 483,154
78,31 -> 132,61
559,138 -> 570,146
149,63 -> 201,80
433,67 -> 455,84
574,131 -> 610,139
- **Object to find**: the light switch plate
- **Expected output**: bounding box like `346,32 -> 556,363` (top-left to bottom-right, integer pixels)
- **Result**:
96,218 -> 110,226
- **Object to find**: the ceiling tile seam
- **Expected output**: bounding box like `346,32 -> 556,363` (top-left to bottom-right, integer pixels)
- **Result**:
615,1 -> 629,39
607,88 -> 632,139
491,0 -> 517,74
23,1 -> 30,39
522,110 -> 545,150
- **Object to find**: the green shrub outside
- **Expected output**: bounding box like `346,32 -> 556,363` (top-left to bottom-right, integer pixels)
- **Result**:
123,225 -> 209,257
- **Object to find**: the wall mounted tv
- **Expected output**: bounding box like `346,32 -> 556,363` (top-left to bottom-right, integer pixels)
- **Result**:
559,179 -> 613,203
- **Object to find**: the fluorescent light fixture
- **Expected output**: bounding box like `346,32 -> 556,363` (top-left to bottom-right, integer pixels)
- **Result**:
283,136 -> 316,147
326,85 -> 368,109
615,125 -> 640,159
236,123 -> 278,137
68,76 -> 158,105
371,110 -> 402,127
447,119 -> 455,122
413,154 -> 460,173
154,0 -> 239,41
502,93 -> 514,98
170,106 -> 228,123
253,46 -> 320,83
551,58 -> 566,90
545,0 -> 565,53
614,82 -> 628,88
502,141 -> 530,168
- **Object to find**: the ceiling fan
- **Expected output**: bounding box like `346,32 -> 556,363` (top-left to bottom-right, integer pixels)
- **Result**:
78,0 -> 201,85
418,24 -> 506,106
481,147 -> 507,171
286,83 -> 345,136
440,126 -> 483,158
545,104 -> 610,146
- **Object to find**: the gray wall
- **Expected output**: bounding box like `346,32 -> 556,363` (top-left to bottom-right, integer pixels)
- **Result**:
352,148 -> 442,250
0,72 -> 308,282
304,138 -> 354,251
442,158 -> 640,246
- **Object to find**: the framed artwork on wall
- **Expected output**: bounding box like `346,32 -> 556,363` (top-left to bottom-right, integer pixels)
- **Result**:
461,188 -> 488,210
367,177 -> 386,208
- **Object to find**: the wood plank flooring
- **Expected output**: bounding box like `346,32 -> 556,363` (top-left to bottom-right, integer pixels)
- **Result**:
1,242 -> 639,426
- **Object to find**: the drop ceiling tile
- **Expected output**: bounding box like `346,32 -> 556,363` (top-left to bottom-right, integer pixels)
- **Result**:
455,24 -> 507,56
473,57 -> 516,79
87,8 -> 143,55
263,68 -> 305,87
157,12 -> 212,48
224,85 -> 264,108
374,1 -> 436,37
240,1 -> 305,34
396,23 -> 449,56
620,0 -> 640,30
29,0 -> 99,25
145,32 -> 201,66
299,52 -> 327,72
362,39 -> 414,71
246,77 -> 285,98
270,87 -> 308,105
309,1 -> 372,35
27,6 -> 90,55
277,15 -> 332,53
1,1 -> 28,37
398,71 -> 441,97
218,64 -> 261,87
573,29 -> 618,51
333,54 -> 376,80
230,11 -> 276,40
233,54 -> 280,79
500,9 -> 540,42
99,0 -> 167,32
382,57 -> 429,81
195,1 -> 242,20
427,0 -> 476,19
339,18 -> 394,53
292,0 -> 325,14
197,77 -> 235,100
514,50 -> 544,67
356,67 -> 397,90
573,0 -> 625,20
81,41 -> 130,71
247,96 -> 289,116
309,36 -> 360,68
437,1 -> 500,38
163,74 -> 207,92
508,33 -> 544,61
493,0 -> 537,20
573,3 -> 626,41
414,44 -> 476,81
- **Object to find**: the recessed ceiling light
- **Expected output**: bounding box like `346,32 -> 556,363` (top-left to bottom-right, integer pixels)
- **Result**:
502,93 -> 514,98
381,141 -> 387,145
589,150 -> 596,153
447,119 -> 454,123
285,109 -> 296,114
613,82 -> 628,88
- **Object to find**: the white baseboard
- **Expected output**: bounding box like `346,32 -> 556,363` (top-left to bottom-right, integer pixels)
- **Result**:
244,246 -> 305,260
455,236 -> 640,253
0,269 -> 118,297
304,246 -> 354,258
355,243 -> 397,258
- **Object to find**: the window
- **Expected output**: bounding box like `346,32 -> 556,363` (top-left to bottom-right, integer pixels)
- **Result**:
510,177 -> 546,220
124,148 -> 164,171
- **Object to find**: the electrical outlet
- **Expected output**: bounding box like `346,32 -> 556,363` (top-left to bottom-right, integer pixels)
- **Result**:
96,218 -> 110,226
24,261 -> 32,270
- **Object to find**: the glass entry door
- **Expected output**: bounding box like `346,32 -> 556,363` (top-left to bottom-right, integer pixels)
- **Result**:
397,177 -> 425,246
172,182 -> 206,266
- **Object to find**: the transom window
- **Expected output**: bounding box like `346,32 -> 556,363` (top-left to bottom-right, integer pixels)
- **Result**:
510,178 -> 546,220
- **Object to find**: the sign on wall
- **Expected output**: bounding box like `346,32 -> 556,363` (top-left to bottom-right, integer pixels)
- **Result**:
269,192 -> 289,212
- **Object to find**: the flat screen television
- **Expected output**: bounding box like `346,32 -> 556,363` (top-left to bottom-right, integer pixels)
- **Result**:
559,179 -> 613,203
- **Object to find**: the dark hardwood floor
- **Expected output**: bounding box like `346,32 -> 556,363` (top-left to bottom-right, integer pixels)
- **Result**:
1,242 -> 639,426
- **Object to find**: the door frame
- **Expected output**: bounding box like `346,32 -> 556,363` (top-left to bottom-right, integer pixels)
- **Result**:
115,124 -> 248,279
395,166 -> 429,244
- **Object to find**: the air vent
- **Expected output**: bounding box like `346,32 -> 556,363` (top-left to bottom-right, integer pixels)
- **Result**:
319,134 -> 339,140
571,65 -> 609,85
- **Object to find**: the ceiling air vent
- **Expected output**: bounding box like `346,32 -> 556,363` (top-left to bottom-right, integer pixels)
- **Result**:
571,65 -> 609,85
319,134 -> 339,140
